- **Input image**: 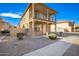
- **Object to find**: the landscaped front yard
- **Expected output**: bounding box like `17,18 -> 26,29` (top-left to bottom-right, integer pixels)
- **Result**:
0,35 -> 59,56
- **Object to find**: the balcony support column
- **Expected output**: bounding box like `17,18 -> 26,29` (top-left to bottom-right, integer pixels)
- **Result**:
32,3 -> 35,35
32,3 -> 35,19
46,9 -> 49,36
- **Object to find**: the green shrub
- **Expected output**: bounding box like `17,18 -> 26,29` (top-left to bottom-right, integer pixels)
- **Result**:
17,33 -> 24,40
48,33 -> 57,40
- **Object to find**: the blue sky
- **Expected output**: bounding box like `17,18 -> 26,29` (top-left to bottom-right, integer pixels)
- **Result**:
0,3 -> 79,26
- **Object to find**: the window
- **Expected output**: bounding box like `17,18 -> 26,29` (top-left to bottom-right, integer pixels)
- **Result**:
58,27 -> 61,29
69,22 -> 73,26
29,10 -> 32,18
34,24 -> 40,32
35,12 -> 44,19
23,25 -> 25,28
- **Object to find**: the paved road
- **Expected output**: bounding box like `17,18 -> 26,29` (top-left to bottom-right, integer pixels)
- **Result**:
63,45 -> 79,56
59,32 -> 79,37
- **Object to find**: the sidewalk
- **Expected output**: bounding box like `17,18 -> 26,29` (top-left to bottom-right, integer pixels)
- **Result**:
23,41 -> 71,56
23,35 -> 79,56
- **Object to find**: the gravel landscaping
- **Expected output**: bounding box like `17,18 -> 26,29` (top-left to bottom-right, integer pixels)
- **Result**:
0,35 -> 60,56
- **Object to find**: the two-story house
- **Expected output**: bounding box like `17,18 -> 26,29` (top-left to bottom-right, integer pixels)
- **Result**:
19,3 -> 56,35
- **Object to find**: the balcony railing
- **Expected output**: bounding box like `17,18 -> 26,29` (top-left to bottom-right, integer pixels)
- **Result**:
29,14 -> 54,22
34,16 -> 54,22
29,10 -> 54,22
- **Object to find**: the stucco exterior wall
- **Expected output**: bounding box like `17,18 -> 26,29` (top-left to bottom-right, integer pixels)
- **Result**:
20,9 -> 30,29
51,23 -> 72,32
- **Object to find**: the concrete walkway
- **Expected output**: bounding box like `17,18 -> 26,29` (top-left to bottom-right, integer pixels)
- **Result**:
23,35 -> 79,56
23,41 -> 71,56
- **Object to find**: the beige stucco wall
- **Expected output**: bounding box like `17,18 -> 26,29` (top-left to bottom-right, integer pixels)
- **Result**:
20,9 -> 30,29
51,23 -> 72,32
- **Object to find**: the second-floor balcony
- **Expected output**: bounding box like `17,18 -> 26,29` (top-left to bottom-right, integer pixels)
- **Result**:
29,3 -> 56,22
35,16 -> 54,22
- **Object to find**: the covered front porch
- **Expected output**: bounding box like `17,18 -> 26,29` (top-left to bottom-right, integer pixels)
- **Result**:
29,20 -> 53,35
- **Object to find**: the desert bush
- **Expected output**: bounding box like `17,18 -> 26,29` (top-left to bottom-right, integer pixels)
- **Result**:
17,33 -> 24,40
48,33 -> 57,40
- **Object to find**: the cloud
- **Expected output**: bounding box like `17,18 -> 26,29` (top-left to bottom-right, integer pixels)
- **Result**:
16,12 -> 23,15
0,13 -> 21,18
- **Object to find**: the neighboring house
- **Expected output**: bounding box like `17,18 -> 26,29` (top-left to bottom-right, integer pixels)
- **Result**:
0,18 -> 10,31
19,3 -> 56,35
51,20 -> 74,32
